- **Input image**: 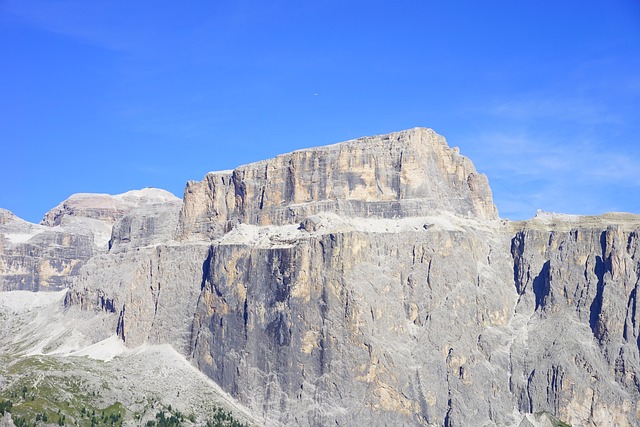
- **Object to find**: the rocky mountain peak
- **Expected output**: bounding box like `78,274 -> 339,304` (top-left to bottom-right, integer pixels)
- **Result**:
41,188 -> 180,227
178,127 -> 498,240
0,188 -> 182,291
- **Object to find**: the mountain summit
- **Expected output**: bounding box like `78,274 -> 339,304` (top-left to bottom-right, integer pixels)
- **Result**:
179,127 -> 498,240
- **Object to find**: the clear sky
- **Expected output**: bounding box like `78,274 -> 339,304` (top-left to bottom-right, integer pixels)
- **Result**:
1,0 -> 639,223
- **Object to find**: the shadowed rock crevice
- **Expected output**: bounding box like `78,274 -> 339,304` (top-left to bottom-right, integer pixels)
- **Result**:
623,287 -> 636,341
511,232 -> 527,295
99,295 -> 116,313
200,245 -> 214,290
590,231 -> 609,342
533,261 -> 551,311
116,305 -> 126,342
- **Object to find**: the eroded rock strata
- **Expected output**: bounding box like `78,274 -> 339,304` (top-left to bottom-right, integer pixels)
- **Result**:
2,128 -> 639,426
0,189 -> 180,291
177,128 -> 497,240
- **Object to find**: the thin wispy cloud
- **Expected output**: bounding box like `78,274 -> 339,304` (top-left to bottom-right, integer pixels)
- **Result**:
1,0 -> 139,52
460,130 -> 640,219
487,96 -> 620,125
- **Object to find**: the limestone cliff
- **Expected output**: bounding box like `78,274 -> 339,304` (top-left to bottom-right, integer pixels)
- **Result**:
183,212 -> 640,426
0,189 -> 180,291
178,128 -> 497,240
507,213 -> 640,425
0,208 -> 94,291
2,128 -> 640,426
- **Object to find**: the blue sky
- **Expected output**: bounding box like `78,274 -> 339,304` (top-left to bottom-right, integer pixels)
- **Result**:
1,0 -> 639,222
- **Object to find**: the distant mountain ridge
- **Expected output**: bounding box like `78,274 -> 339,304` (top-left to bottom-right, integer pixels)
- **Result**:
0,188 -> 181,291
1,128 -> 640,426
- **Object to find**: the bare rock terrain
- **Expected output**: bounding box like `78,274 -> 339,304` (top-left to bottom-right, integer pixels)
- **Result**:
0,189 -> 181,291
2,128 -> 640,426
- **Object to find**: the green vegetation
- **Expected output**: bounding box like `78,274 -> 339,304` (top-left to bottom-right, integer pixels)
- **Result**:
534,411 -> 572,427
206,407 -> 249,427
1,378 -> 249,427
13,415 -> 37,427
0,370 -> 127,427
145,410 -> 182,427
0,354 -> 252,427
143,406 -> 248,427
0,399 -> 13,415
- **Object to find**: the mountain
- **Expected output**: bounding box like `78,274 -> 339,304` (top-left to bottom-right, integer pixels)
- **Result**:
1,128 -> 639,426
0,189 -> 181,292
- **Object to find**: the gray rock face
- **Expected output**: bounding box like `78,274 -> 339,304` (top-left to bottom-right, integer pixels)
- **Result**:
106,190 -> 182,253
506,213 -> 640,425
189,221 -> 516,426
9,128 -> 640,426
0,208 -> 95,291
0,189 -> 181,291
178,128 -> 498,240
42,188 -> 182,250
65,243 -> 209,350
183,212 -> 640,426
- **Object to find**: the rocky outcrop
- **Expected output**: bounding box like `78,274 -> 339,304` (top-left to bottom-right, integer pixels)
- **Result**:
105,190 -> 182,253
42,188 -> 181,250
185,211 -> 640,426
178,128 -> 497,240
7,128 -> 640,426
0,208 -> 95,291
0,189 -> 181,291
506,212 -> 640,426
64,243 -> 209,351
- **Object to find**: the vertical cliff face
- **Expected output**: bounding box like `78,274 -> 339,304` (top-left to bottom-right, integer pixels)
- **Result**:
178,128 -> 498,240
187,213 -> 640,426
190,220 -> 516,426
65,243 -> 209,351
175,129 -> 640,426
508,213 -> 640,425
10,128 -> 640,426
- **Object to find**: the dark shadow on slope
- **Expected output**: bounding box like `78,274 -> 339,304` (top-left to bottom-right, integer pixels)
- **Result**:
623,287 -> 636,341
590,231 -> 608,341
510,232 -> 526,295
201,245 -> 214,291
533,261 -> 551,311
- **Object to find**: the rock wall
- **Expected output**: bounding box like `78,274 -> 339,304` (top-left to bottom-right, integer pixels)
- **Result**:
178,128 -> 498,240
189,221 -> 517,426
507,213 -> 640,426
0,209 -> 95,291
65,243 -> 209,352
186,213 -> 640,426
0,189 -> 181,292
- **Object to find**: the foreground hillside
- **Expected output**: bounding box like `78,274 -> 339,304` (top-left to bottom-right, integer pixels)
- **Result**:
0,290 -> 258,427
1,128 -> 639,426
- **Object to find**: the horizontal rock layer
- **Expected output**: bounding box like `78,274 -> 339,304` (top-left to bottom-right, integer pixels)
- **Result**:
0,209 -> 95,291
0,189 -> 181,291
